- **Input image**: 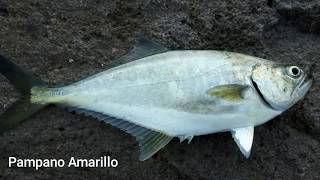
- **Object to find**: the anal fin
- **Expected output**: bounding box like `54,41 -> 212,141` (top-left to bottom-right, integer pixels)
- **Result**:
138,131 -> 172,161
67,107 -> 173,161
178,135 -> 194,144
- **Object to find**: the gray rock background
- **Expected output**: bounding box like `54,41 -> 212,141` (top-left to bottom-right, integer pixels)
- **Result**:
0,0 -> 319,179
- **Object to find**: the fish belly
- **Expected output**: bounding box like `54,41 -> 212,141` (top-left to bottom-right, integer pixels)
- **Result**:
66,89 -> 279,136
73,101 -> 260,136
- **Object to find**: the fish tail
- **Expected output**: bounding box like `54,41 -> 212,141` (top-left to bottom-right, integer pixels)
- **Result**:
30,86 -> 53,104
30,86 -> 65,104
0,54 -> 47,134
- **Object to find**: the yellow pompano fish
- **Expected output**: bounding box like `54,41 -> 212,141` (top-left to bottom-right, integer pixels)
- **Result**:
0,38 -> 313,161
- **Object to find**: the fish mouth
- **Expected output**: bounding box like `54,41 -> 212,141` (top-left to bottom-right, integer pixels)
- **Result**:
296,75 -> 313,99
293,66 -> 313,99
250,77 -> 275,110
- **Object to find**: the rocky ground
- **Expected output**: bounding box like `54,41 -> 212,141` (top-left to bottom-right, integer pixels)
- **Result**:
0,0 -> 319,179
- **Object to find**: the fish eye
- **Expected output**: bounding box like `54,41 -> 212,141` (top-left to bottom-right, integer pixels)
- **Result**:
288,66 -> 301,78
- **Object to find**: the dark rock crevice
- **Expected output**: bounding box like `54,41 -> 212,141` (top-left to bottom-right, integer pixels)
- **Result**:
271,0 -> 320,33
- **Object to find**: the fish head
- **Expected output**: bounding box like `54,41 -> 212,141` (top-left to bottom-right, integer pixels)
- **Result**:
251,63 -> 313,111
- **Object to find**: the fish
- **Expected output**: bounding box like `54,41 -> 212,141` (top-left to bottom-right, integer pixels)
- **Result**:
0,37 -> 313,161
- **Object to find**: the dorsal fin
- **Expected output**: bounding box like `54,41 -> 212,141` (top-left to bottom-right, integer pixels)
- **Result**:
67,107 -> 173,161
107,36 -> 168,69
122,36 -> 168,60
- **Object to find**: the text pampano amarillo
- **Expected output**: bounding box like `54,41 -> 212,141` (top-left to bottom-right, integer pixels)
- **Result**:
8,156 -> 118,170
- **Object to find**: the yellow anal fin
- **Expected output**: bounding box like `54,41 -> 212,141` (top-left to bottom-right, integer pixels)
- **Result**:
138,131 -> 173,161
66,107 -> 173,161
207,84 -> 249,102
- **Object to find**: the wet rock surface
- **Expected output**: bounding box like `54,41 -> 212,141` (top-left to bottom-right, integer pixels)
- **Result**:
0,0 -> 319,179
273,0 -> 320,33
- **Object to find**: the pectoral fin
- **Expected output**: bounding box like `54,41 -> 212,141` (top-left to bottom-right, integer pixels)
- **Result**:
231,126 -> 254,158
207,84 -> 249,102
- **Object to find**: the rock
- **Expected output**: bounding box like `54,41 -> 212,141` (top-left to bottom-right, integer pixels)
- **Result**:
273,0 -> 320,33
140,0 -> 279,51
68,58 -> 74,63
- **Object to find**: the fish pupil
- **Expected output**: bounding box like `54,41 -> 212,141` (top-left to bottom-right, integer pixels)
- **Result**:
291,67 -> 300,76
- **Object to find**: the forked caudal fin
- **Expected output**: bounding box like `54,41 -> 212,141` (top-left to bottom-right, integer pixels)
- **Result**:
0,55 -> 47,133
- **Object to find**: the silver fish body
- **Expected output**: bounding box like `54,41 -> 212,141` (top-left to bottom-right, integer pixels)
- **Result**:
49,51 -> 280,136
28,39 -> 312,160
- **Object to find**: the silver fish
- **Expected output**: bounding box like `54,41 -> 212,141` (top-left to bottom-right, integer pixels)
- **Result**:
0,38 -> 313,161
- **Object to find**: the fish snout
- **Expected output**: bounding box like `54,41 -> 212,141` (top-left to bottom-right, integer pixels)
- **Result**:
301,64 -> 314,83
